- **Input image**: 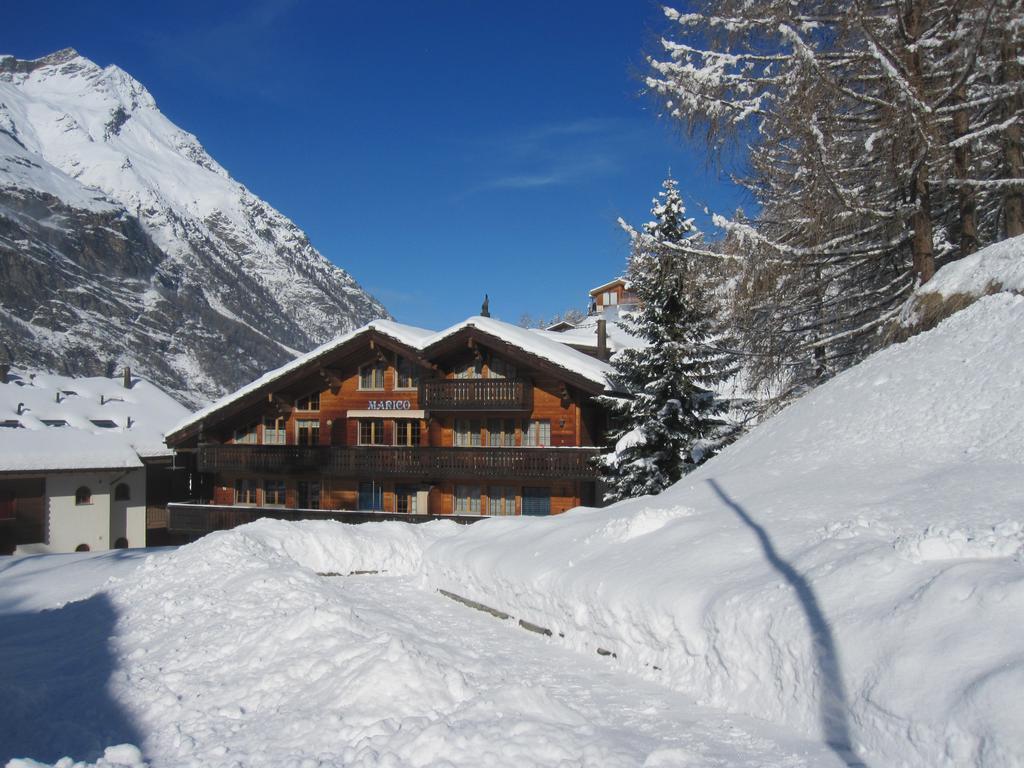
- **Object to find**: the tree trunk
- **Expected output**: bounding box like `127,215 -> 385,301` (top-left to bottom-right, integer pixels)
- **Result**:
1002,33 -> 1024,236
952,87 -> 978,255
902,0 -> 937,283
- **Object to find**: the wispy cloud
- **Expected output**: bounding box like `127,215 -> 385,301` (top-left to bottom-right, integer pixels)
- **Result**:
469,117 -> 639,194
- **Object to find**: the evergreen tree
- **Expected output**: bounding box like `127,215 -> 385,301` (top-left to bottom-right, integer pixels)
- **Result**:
598,177 -> 732,501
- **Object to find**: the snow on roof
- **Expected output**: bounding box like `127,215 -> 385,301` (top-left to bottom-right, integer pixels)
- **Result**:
168,319 -> 434,437
168,315 -> 613,439
589,277 -> 627,295
0,368 -> 191,472
531,313 -> 644,354
424,315 -> 613,388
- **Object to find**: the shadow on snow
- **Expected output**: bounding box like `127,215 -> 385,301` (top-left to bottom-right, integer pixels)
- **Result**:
707,479 -> 869,768
0,591 -> 144,764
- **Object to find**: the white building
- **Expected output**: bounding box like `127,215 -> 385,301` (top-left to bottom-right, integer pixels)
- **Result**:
0,366 -> 190,554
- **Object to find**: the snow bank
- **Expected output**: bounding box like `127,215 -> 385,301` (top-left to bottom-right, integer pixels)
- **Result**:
898,233 -> 1024,334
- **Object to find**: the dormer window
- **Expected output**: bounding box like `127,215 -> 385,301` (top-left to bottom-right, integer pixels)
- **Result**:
396,356 -> 419,389
359,361 -> 386,390
0,420 -> 23,429
42,419 -> 69,428
90,419 -> 118,429
296,391 -> 320,411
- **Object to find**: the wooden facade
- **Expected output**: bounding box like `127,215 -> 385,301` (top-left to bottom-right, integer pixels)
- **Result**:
166,324 -> 608,520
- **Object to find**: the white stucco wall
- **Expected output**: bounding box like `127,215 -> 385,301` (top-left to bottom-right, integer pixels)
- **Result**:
46,469 -> 146,553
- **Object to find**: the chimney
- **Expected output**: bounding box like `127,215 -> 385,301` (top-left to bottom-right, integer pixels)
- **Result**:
480,294 -> 490,318
122,366 -> 132,389
596,319 -> 608,361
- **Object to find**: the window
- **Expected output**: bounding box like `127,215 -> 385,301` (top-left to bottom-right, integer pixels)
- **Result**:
358,481 -> 383,511
41,419 -> 68,428
523,419 -> 551,447
455,485 -> 481,515
358,418 -> 386,445
296,391 -> 320,411
359,361 -> 386,390
455,359 -> 483,379
396,485 -> 418,514
234,423 -> 258,444
488,356 -> 516,380
394,419 -> 420,446
263,416 -> 287,445
90,419 -> 118,429
396,357 -> 420,389
234,479 -> 258,505
522,486 -> 551,516
0,420 -> 22,429
296,419 -> 320,446
488,486 -> 516,516
487,418 -> 516,447
297,480 -> 320,510
74,486 -> 92,506
114,483 -> 130,502
264,479 -> 287,507
454,418 -> 481,447
113,537 -> 129,549
603,290 -> 617,306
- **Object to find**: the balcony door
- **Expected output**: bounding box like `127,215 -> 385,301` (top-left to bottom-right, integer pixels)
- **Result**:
521,487 -> 551,516
358,481 -> 383,512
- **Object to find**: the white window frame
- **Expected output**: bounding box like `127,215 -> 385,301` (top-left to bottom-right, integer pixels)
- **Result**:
263,416 -> 287,445
358,418 -> 386,446
395,357 -> 419,390
488,486 -> 516,516
454,418 -> 481,447
358,362 -> 386,390
455,485 -> 481,515
523,419 -> 551,447
296,418 -> 320,446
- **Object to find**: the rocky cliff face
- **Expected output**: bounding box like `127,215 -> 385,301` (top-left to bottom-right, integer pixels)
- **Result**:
0,49 -> 388,406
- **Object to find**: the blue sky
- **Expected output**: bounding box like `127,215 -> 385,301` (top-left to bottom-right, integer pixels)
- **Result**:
2,1 -> 749,329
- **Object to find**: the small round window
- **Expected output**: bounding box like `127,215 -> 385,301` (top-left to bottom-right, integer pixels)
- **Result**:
114,483 -> 130,501
75,486 -> 92,505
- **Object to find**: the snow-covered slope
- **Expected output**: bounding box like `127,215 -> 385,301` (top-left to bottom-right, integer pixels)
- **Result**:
0,49 -> 388,406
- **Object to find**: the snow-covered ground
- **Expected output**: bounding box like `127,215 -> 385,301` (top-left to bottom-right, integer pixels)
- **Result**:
3,249 -> 1023,767
1,536 -> 840,768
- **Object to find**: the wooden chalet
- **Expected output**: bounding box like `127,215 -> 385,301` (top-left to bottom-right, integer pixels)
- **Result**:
164,316 -> 613,529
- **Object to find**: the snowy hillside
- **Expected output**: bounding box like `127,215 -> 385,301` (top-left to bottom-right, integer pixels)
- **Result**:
0,49 -> 388,406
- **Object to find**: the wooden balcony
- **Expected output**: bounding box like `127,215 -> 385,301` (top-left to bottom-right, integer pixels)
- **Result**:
421,378 -> 532,412
197,444 -> 599,480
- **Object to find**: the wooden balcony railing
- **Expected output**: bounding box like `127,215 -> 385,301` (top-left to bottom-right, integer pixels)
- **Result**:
197,444 -> 599,480
421,378 -> 532,412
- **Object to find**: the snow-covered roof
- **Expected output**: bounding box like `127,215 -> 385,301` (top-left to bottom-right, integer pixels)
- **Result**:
589,277 -> 627,295
168,315 -> 613,440
530,313 -> 644,355
0,368 -> 191,472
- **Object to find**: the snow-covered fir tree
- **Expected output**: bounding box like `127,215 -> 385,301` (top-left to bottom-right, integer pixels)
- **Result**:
598,177 -> 732,501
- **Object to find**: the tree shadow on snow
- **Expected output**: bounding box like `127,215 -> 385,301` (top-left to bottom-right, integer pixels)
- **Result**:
0,592 -> 144,764
707,479 -> 869,768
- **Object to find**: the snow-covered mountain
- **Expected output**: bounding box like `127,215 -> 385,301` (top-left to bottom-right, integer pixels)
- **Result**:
0,48 -> 389,407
